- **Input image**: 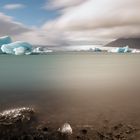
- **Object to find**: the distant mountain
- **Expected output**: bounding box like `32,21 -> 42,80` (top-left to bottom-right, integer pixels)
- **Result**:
105,38 -> 140,49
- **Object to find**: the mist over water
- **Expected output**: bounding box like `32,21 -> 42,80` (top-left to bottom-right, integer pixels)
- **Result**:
0,53 -> 140,125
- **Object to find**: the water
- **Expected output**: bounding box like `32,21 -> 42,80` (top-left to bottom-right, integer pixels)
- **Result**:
0,53 -> 140,125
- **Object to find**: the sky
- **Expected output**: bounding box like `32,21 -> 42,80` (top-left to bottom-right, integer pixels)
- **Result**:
0,0 -> 140,45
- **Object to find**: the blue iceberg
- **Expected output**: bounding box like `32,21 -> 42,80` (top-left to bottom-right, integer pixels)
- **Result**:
109,46 -> 131,53
1,41 -> 32,55
0,36 -> 12,47
93,47 -> 102,52
117,46 -> 131,53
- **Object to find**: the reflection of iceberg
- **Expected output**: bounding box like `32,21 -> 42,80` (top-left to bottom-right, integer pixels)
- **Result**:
33,47 -> 53,54
1,41 -> 32,55
108,46 -> 131,53
0,36 -> 12,47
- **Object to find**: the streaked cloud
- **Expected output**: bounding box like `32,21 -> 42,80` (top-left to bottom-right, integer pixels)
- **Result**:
42,0 -> 140,44
0,12 -> 31,37
1,0 -> 140,46
3,3 -> 25,10
44,0 -> 85,10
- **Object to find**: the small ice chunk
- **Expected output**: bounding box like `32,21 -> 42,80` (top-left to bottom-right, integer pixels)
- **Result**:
1,41 -> 32,55
131,49 -> 140,53
92,47 -> 102,52
33,47 -> 53,54
0,36 -> 12,47
58,123 -> 72,135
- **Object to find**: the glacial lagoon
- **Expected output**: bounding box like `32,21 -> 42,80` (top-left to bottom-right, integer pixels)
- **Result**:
0,53 -> 140,127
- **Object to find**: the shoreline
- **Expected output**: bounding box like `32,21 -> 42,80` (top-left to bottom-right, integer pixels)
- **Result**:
0,107 -> 139,140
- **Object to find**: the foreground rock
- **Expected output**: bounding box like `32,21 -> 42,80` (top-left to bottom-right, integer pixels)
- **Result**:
0,107 -> 34,124
59,123 -> 73,135
0,107 -> 35,139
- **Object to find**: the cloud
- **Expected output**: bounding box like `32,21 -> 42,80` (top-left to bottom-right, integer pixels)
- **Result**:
44,0 -> 85,10
42,0 -> 140,44
3,4 -> 26,10
14,29 -> 69,45
0,12 -> 62,45
1,0 -> 140,46
0,12 -> 31,37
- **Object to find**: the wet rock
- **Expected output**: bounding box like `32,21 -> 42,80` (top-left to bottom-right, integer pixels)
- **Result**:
58,123 -> 72,135
58,123 -> 73,140
0,107 -> 35,139
0,107 -> 34,125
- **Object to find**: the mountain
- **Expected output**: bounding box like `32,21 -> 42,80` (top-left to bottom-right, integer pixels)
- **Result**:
105,38 -> 140,49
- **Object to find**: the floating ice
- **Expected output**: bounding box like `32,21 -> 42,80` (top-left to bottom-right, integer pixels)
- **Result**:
131,49 -> 140,53
58,123 -> 72,135
92,47 -> 102,52
33,47 -> 53,54
1,41 -> 32,55
14,47 -> 26,55
108,46 -> 131,53
0,36 -> 12,47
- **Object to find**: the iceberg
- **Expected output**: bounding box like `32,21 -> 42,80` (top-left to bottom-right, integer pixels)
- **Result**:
0,36 -> 12,47
1,41 -> 32,55
108,46 -> 131,53
33,47 -> 53,54
93,47 -> 102,52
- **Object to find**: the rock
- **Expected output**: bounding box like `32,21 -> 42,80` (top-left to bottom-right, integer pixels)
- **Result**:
0,36 -> 12,47
1,41 -> 32,55
0,107 -> 35,139
0,107 -> 34,125
81,129 -> 88,135
58,123 -> 72,135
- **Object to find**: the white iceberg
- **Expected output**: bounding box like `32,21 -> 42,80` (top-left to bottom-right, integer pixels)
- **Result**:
14,47 -> 26,55
131,49 -> 140,53
1,41 -> 32,55
0,36 -> 12,47
33,47 -> 53,54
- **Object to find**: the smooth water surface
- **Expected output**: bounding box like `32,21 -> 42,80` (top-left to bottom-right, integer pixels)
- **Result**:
0,53 -> 140,125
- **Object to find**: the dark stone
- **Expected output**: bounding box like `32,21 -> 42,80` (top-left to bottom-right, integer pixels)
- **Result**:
42,127 -> 48,132
81,129 -> 88,135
